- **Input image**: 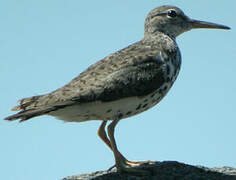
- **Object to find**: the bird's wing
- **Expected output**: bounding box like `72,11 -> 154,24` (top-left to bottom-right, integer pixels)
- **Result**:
71,54 -> 167,103
65,44 -> 169,103
5,41 -> 169,121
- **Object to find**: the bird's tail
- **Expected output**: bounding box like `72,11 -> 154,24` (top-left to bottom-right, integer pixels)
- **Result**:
4,95 -> 56,122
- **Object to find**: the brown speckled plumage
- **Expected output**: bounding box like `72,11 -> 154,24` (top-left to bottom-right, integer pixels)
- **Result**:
6,22 -> 181,122
5,5 -> 230,173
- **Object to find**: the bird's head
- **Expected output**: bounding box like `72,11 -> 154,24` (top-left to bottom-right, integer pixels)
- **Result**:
144,5 -> 230,38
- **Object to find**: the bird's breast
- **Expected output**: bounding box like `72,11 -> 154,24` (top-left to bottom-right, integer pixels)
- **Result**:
49,54 -> 182,123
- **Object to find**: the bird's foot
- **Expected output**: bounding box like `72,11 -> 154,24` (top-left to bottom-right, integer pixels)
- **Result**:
125,160 -> 156,167
116,161 -> 151,175
108,160 -> 156,175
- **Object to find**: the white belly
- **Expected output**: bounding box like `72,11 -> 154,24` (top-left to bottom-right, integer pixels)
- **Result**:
48,85 -> 169,123
48,59 -> 180,123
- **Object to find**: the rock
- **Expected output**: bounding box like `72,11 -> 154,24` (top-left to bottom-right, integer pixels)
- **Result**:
62,161 -> 236,180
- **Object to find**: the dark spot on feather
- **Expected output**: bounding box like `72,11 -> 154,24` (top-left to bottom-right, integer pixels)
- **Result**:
126,111 -> 132,115
150,93 -> 155,98
167,65 -> 170,75
106,109 -> 112,113
166,77 -> 171,82
142,103 -> 148,108
174,68 -> 177,75
163,85 -> 168,91
136,104 -> 142,110
118,113 -> 123,119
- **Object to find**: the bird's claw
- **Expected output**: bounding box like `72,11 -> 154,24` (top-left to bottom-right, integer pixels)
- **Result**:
108,160 -> 156,175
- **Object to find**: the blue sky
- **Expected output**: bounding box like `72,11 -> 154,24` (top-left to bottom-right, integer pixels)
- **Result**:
0,1 -> 235,180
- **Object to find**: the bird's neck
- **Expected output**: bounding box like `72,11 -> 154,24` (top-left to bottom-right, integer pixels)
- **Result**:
144,30 -> 176,41
143,31 -> 178,51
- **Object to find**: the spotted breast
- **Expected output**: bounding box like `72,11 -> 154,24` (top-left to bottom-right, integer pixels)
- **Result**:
48,35 -> 181,122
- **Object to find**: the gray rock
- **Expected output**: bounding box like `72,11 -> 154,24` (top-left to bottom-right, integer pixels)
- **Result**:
62,161 -> 236,180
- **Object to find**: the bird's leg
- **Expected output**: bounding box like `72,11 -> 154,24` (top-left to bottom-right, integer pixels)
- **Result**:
98,121 -> 155,170
97,121 -> 112,149
97,121 -> 128,163
107,118 -> 150,174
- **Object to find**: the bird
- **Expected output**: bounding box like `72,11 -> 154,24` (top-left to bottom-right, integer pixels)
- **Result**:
5,5 -> 230,173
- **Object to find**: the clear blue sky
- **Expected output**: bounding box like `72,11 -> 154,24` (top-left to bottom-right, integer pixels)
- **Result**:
0,1 -> 235,180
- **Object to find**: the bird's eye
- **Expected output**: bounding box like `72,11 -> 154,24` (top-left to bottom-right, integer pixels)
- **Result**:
167,10 -> 177,18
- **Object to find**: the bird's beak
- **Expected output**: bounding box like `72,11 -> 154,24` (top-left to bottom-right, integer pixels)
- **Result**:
190,19 -> 230,30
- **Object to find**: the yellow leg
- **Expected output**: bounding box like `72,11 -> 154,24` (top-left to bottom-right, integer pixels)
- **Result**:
98,121 -> 128,163
106,119 -> 150,174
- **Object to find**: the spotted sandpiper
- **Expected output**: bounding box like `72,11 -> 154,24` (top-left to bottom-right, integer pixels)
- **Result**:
5,5 -> 230,173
